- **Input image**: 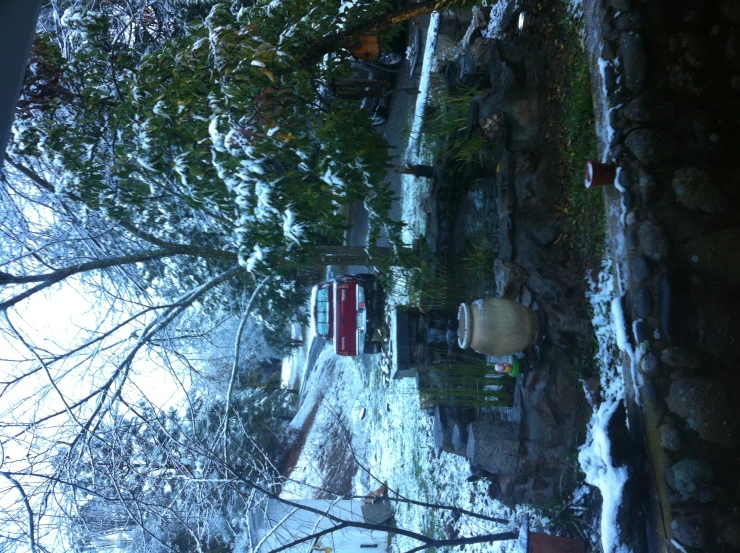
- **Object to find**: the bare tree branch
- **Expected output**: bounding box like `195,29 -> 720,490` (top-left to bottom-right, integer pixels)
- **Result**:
267,523 -> 349,553
223,276 -> 269,456
0,472 -> 37,553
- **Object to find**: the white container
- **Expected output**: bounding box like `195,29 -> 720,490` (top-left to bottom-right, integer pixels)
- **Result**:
458,298 -> 538,355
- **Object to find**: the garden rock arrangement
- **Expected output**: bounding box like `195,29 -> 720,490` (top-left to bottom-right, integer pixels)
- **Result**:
432,34 -> 592,508
582,0 -> 740,549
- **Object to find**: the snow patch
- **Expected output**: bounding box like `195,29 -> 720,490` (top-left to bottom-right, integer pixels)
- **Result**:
404,12 -> 440,165
567,0 -> 584,20
613,167 -> 626,193
596,56 -> 616,159
581,255 -> 633,553
578,398 -> 631,553
480,2 -> 510,39
610,297 -> 631,356
282,209 -> 304,246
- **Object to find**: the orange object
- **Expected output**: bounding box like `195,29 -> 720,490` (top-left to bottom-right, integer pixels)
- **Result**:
584,160 -> 616,188
351,36 -> 380,60
364,482 -> 388,503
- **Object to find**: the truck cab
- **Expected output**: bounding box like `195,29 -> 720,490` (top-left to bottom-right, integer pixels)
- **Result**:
310,274 -> 383,356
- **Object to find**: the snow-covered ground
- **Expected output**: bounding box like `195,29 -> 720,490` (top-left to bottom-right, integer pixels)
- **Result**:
284,341 -> 550,553
285,257 -> 633,553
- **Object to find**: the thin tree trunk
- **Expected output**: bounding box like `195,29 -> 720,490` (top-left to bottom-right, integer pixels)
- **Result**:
223,277 -> 269,460
316,245 -> 391,266
0,246 -> 237,311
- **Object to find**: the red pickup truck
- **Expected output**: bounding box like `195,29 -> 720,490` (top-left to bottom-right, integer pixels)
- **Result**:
310,274 -> 384,356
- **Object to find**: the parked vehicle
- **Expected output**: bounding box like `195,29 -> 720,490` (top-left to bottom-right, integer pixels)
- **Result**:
321,36 -> 404,127
310,273 -> 385,356
358,59 -> 397,126
353,38 -> 403,125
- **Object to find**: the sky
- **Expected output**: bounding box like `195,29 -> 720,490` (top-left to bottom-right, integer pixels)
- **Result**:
1,276 -> 190,413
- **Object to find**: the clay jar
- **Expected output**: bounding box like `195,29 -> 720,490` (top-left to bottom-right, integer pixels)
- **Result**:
457,298 -> 538,356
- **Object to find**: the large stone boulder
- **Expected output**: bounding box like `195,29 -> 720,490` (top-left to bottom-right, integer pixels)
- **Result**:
683,229 -> 740,284
672,167 -> 725,213
494,258 -> 528,299
433,405 -> 468,457
623,93 -> 674,122
620,32 -> 648,92
667,459 -> 716,503
671,516 -> 706,549
637,219 -> 670,261
659,423 -> 682,451
666,377 -> 739,448
625,129 -> 677,165
466,421 -> 521,475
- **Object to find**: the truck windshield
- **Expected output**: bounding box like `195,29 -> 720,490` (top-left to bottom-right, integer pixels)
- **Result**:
315,286 -> 331,336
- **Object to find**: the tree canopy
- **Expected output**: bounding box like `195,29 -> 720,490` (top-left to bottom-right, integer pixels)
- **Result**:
12,0 -> 402,284
0,0 -> 447,552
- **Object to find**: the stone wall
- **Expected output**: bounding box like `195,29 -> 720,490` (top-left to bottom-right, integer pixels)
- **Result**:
583,0 -> 740,549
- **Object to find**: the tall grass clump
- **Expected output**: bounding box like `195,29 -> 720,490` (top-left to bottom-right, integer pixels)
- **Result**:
380,255 -> 449,312
418,354 -> 517,408
423,78 -> 488,169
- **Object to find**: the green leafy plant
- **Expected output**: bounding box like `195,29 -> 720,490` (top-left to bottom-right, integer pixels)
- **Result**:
462,243 -> 492,276
378,254 -> 449,312
448,132 -> 487,167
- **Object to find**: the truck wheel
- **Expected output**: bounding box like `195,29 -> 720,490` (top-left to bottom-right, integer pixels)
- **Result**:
378,52 -> 403,67
371,107 -> 388,126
